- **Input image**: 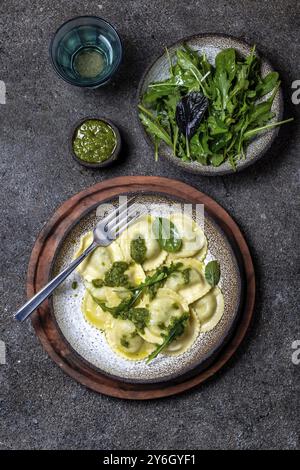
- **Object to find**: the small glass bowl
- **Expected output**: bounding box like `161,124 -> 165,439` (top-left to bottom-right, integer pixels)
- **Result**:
50,16 -> 122,88
70,117 -> 121,169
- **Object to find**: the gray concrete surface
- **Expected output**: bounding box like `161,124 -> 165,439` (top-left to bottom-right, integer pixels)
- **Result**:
0,0 -> 299,450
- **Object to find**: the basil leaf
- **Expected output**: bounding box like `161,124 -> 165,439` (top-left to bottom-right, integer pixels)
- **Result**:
175,92 -> 208,141
152,217 -> 182,253
205,260 -> 221,286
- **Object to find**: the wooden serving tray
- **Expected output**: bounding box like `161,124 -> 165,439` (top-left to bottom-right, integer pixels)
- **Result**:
27,176 -> 255,399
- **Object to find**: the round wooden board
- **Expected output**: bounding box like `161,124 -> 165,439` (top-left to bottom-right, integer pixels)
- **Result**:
28,176 -> 255,399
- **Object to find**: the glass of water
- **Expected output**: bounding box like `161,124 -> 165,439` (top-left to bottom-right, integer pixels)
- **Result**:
50,16 -> 122,88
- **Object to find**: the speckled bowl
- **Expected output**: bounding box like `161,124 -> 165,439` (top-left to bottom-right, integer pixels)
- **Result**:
137,34 -> 283,176
51,194 -> 243,384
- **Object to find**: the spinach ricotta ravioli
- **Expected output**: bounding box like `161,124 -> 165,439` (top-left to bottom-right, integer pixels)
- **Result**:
117,215 -> 167,271
82,291 -> 112,331
106,318 -> 155,360
167,213 -> 206,259
74,212 -> 224,362
164,310 -> 200,356
85,283 -> 131,309
163,259 -> 211,304
192,286 -> 224,333
74,231 -> 123,282
139,288 -> 189,345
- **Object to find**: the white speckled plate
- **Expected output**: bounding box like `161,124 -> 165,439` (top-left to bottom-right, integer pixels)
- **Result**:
51,194 -> 242,383
137,34 -> 283,175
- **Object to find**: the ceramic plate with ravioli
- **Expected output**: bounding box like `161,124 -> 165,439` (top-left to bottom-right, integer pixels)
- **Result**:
50,194 -> 243,383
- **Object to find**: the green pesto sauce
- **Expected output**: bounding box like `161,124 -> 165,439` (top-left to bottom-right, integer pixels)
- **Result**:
127,308 -> 150,333
104,261 -> 130,288
73,119 -> 117,163
130,236 -> 147,264
92,262 -> 130,289
92,278 -> 104,288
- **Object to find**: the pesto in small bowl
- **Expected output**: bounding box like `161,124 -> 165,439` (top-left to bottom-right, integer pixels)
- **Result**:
71,118 -> 121,168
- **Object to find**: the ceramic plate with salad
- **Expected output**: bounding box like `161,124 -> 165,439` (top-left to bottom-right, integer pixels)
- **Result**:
138,34 -> 293,175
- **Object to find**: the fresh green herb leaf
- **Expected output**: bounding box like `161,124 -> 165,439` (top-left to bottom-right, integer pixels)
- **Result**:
152,217 -> 182,253
145,262 -> 183,299
256,72 -> 279,97
205,260 -> 221,286
175,93 -> 208,156
138,106 -> 172,146
146,312 -> 189,363
244,117 -> 294,140
215,48 -> 236,83
211,154 -> 226,167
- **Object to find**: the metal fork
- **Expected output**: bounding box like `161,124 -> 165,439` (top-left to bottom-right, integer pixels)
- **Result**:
15,196 -> 144,322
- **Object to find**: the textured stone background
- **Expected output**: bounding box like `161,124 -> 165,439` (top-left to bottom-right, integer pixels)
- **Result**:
0,0 -> 299,450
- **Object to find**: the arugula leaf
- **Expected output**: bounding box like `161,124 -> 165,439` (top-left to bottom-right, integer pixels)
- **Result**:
205,260 -> 221,286
211,133 -> 232,153
146,313 -> 189,363
215,48 -> 236,83
211,153 -> 226,167
246,100 -> 274,127
176,48 -> 210,96
146,262 -> 183,299
138,107 -> 172,146
244,117 -> 294,140
207,115 -> 228,135
91,293 -> 134,318
256,72 -> 279,97
143,79 -> 178,104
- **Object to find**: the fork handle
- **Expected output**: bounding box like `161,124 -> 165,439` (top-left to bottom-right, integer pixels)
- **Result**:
15,242 -> 97,322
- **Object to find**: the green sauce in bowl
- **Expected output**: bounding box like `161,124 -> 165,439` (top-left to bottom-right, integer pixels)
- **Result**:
73,119 -> 117,163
